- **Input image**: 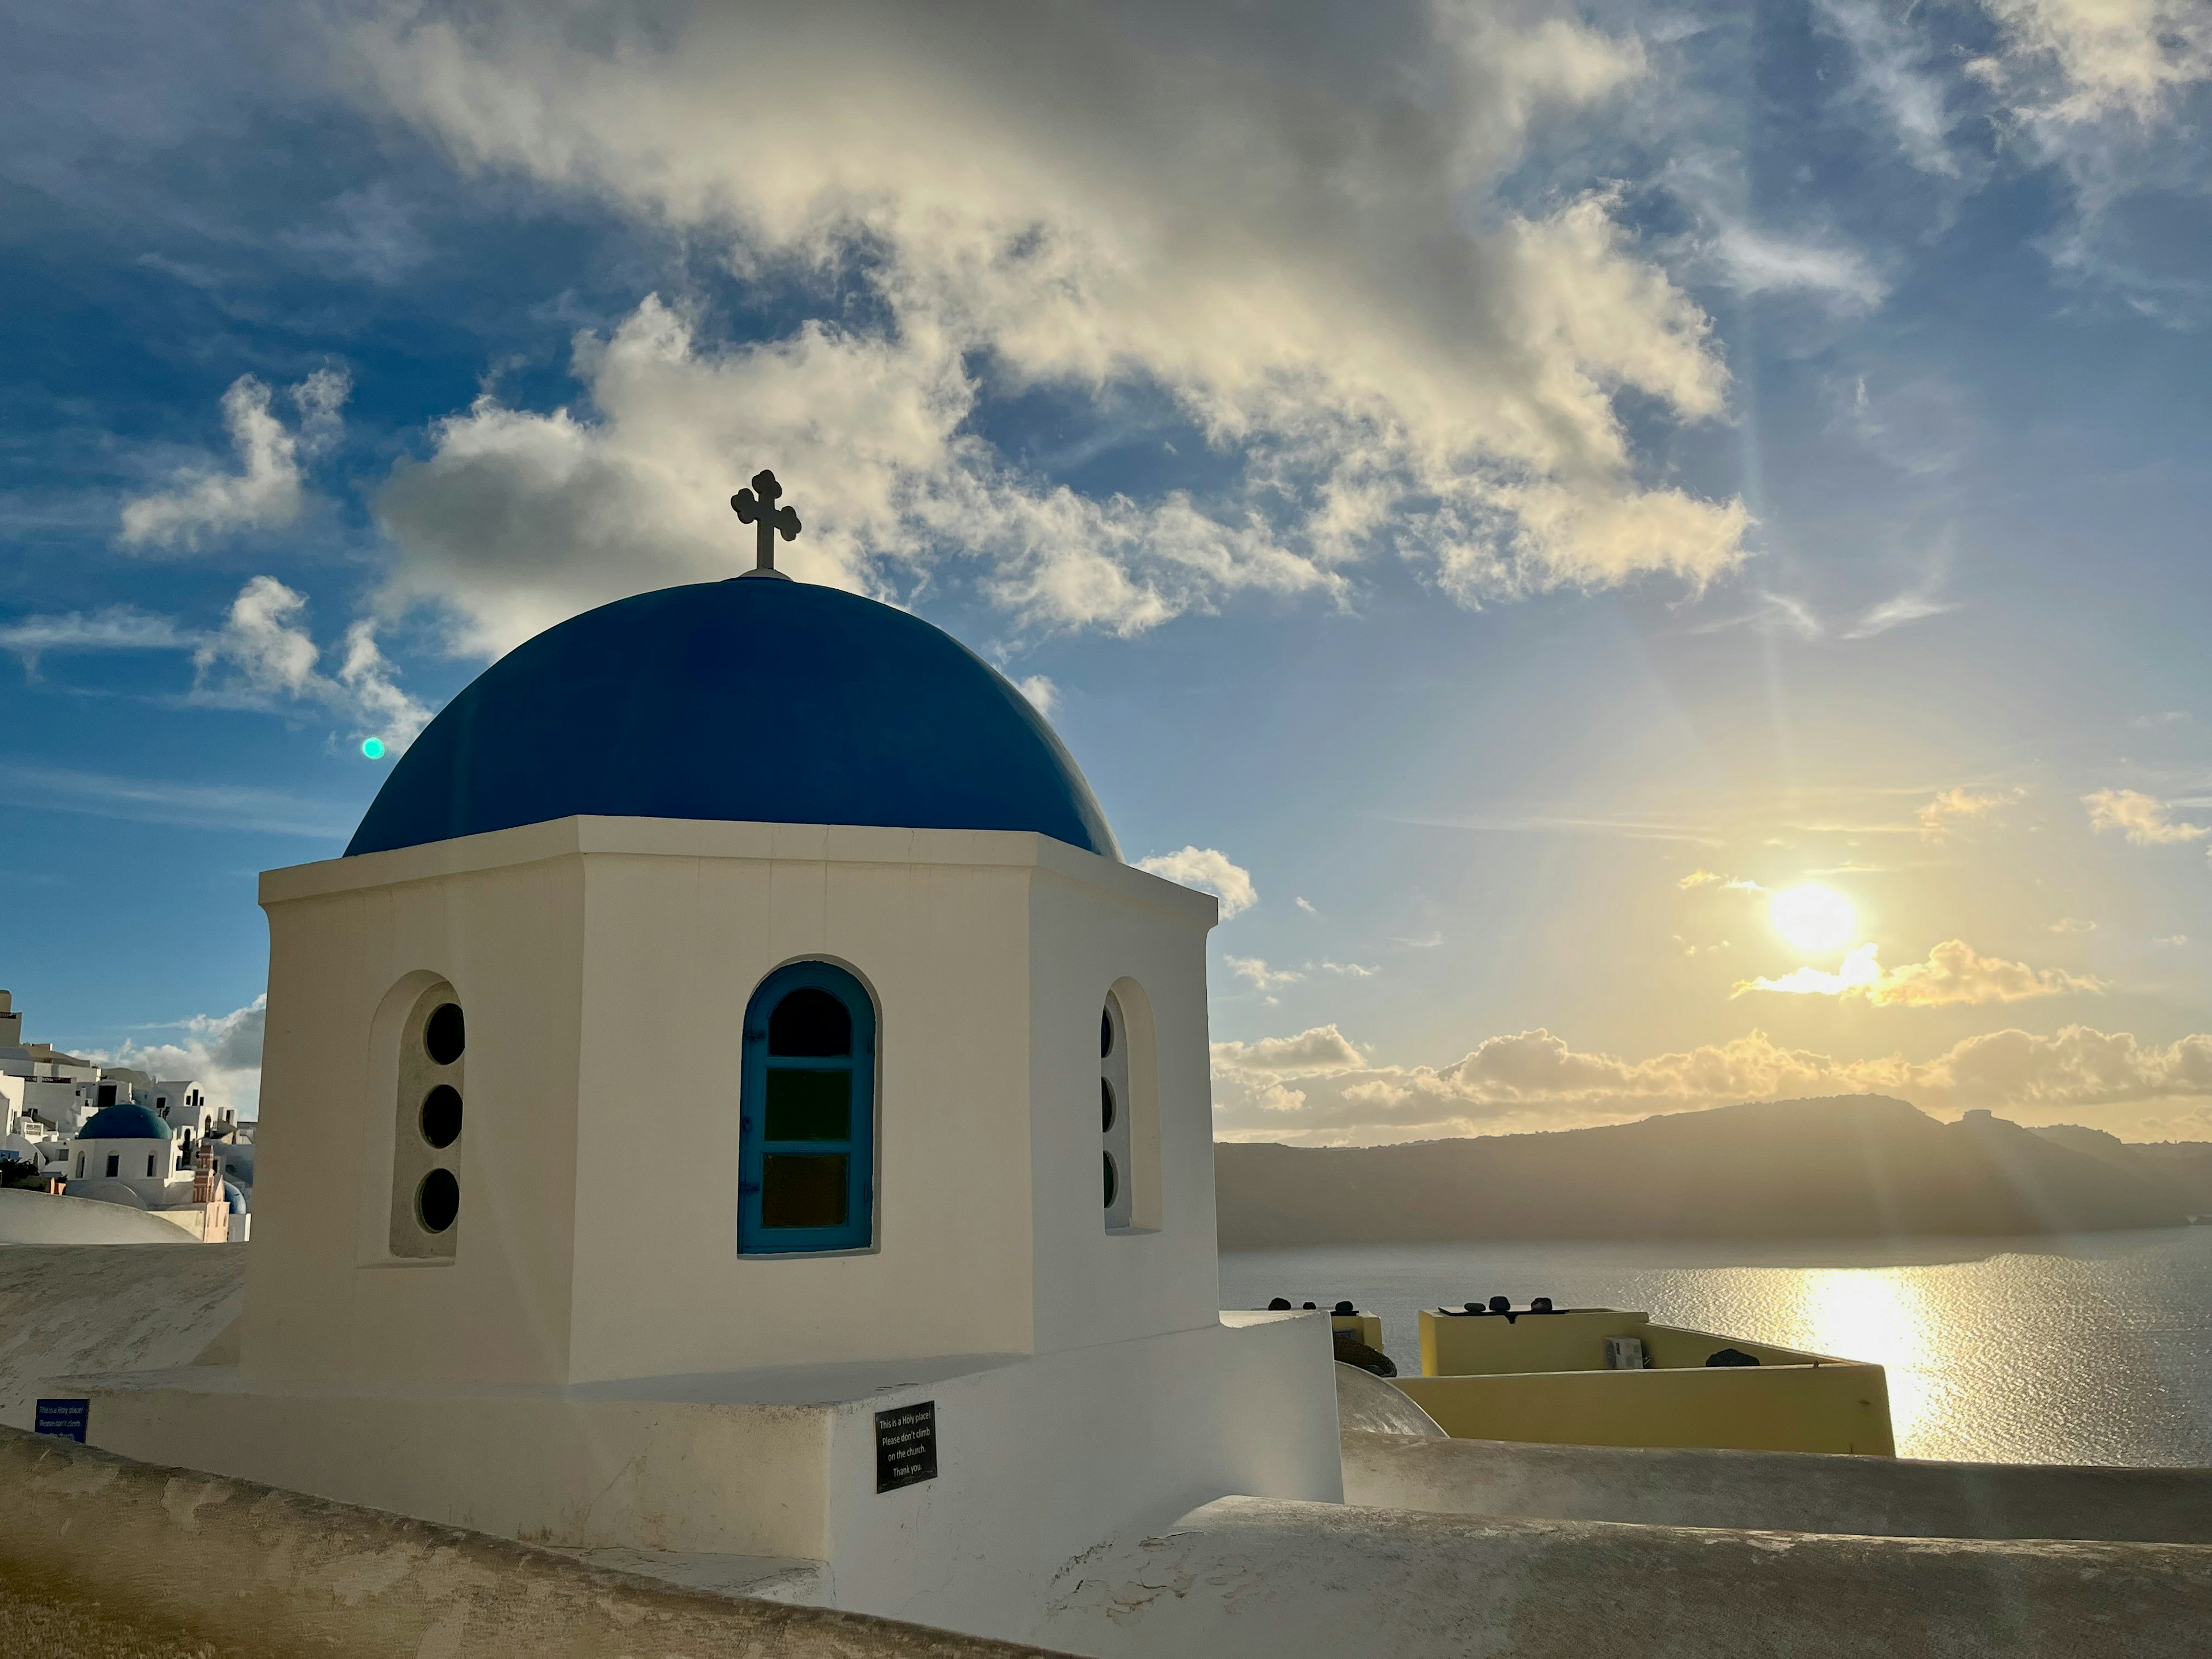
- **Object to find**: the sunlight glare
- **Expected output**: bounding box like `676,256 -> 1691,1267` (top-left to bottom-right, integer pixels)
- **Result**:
1769,884 -> 1857,954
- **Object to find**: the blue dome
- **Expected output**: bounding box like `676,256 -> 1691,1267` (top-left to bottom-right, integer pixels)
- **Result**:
348,579 -> 1119,859
79,1103 -> 172,1141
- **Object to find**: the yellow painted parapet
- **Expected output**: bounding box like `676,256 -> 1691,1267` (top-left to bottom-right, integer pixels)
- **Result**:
1421,1308 -> 1656,1378
1331,1311 -> 1384,1350
1404,1306 -> 1894,1457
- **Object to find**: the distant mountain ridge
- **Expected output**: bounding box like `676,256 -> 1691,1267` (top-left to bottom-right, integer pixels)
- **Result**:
1215,1095 -> 2211,1248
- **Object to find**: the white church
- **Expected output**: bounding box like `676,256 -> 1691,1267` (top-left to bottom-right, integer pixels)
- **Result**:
74,491 -> 1342,1635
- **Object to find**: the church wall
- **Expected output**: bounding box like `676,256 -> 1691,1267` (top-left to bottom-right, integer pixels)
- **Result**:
241,833 -> 587,1386
562,821 -> 1042,1382
1023,855 -> 1222,1358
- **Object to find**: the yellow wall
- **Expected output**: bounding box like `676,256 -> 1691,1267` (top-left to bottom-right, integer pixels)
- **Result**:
1331,1313 -> 1383,1350
1419,1308 -> 1650,1377
1395,1363 -> 1895,1456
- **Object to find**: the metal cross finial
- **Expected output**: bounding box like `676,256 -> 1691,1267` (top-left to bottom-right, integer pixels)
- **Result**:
731,468 -> 802,578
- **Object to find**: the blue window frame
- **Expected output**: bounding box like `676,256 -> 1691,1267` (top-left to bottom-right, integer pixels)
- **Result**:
739,961 -> 877,1255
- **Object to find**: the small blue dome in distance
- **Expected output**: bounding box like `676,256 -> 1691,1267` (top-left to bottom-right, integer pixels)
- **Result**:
347,580 -> 1120,860
78,1103 -> 172,1141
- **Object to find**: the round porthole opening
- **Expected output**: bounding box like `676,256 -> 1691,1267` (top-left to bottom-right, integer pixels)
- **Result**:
424,1002 -> 466,1066
416,1168 -> 460,1233
1103,1152 -> 1119,1209
1100,1007 -> 1113,1058
1101,1078 -> 1117,1132
419,1085 -> 463,1149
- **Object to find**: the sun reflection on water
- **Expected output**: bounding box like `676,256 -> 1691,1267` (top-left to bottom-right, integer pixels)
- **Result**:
1788,1270 -> 1941,1446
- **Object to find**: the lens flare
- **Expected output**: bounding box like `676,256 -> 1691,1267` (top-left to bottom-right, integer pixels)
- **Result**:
361,737 -> 387,760
1769,884 -> 1856,954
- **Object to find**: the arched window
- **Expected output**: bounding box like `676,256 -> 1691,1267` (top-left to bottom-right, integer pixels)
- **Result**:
740,962 -> 877,1256
388,982 -> 465,1261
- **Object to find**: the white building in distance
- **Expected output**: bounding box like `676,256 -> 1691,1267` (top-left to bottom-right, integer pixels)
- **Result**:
0,990 -> 247,1237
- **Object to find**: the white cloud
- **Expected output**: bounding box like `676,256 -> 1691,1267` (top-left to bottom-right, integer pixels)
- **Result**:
2048,916 -> 2098,933
1678,868 -> 1764,892
0,607 -> 200,673
1974,0 -> 2212,125
89,997 -> 265,1123
1917,785 -> 2021,838
1224,956 -> 1303,995
1214,1025 -> 1366,1075
1136,845 -> 1257,918
1213,1018 -> 2212,1143
1014,675 -> 1058,718
349,2 -> 1749,646
1733,938 -> 2103,1005
1844,589 -> 1960,638
2084,787 -> 2209,845
1316,961 -> 1381,978
120,370 -> 350,550
1812,0 -> 1967,177
1704,219 -> 1889,310
1295,896 -> 1318,915
192,577 -> 429,749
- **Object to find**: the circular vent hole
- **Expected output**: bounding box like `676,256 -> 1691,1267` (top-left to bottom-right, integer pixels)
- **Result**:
1103,1152 -> 1119,1210
424,1003 -> 466,1066
416,1168 -> 460,1233
1101,1078 -> 1117,1133
419,1085 -> 463,1149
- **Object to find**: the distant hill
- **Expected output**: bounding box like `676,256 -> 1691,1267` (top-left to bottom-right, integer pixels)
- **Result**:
1216,1096 -> 2203,1248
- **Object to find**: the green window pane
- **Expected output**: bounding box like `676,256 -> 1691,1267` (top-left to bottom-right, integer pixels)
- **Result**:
762,1154 -> 849,1229
765,1069 -> 851,1141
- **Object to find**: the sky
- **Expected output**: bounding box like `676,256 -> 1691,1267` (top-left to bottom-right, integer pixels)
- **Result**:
5,0 -> 2212,1144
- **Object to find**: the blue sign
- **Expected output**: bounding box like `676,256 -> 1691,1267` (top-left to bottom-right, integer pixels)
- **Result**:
35,1398 -> 89,1442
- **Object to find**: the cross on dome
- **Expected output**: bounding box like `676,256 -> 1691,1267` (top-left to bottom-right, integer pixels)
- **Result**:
731,468 -> 802,578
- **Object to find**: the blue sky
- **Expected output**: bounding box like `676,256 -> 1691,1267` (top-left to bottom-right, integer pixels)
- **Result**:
6,0 -> 2211,1141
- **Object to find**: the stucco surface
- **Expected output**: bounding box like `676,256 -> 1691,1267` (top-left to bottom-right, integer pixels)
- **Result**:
0,1425 -> 1059,1659
0,1189 -> 203,1246
1332,1362 -> 1444,1438
0,1243 -> 242,1429
1342,1427 -> 2212,1543
1035,1494 -> 2212,1658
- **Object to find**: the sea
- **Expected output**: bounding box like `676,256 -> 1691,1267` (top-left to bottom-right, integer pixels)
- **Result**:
1222,1226 -> 2212,1467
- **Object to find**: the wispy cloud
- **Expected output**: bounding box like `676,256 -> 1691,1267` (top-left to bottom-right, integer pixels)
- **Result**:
1917,785 -> 2023,839
2084,787 -> 2209,845
0,607 -> 202,674
1844,588 -> 1961,638
1733,938 -> 2103,1005
0,762 -> 350,839
1224,955 -> 1304,995
1678,868 -> 1764,891
1812,0 -> 1967,178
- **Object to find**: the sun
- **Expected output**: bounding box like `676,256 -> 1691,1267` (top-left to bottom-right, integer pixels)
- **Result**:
1769,884 -> 1857,955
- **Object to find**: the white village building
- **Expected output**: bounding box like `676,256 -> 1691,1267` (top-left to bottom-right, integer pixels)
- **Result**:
74,543 -> 1340,1637
1,989 -> 248,1238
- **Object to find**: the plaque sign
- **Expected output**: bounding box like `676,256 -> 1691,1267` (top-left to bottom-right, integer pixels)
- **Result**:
875,1400 -> 937,1493
35,1399 -> 89,1442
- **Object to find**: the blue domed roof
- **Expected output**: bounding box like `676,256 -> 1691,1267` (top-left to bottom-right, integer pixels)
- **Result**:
347,579 -> 1119,859
79,1103 -> 172,1141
